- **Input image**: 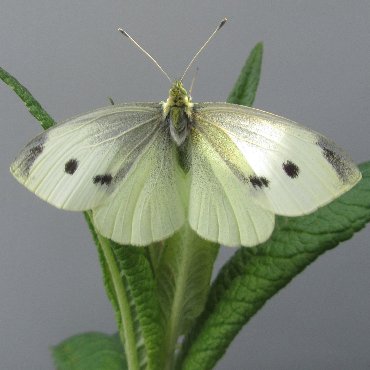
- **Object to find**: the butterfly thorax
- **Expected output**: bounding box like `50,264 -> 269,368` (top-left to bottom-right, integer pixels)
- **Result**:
162,81 -> 193,146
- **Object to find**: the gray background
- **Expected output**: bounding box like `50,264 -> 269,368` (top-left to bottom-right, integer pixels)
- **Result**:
1,1 -> 369,369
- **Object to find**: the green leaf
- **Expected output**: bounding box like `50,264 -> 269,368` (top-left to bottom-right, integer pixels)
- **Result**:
227,42 -> 263,106
108,241 -> 165,370
156,224 -> 219,370
178,162 -> 370,370
0,66 -> 55,129
52,332 -> 127,370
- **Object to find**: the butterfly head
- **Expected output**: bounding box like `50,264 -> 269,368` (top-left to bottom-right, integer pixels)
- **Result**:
167,81 -> 192,107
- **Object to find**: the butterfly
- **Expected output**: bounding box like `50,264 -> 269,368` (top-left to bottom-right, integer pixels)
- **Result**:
10,21 -> 361,248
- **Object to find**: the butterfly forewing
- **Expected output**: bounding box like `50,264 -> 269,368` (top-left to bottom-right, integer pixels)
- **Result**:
11,103 -> 164,211
193,103 -> 361,217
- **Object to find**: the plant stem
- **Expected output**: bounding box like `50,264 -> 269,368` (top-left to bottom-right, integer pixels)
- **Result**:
97,234 -> 140,370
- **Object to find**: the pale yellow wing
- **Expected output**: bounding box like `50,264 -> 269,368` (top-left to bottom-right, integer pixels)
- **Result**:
11,103 -> 186,245
193,103 -> 361,216
188,119 -> 275,247
93,126 -> 186,246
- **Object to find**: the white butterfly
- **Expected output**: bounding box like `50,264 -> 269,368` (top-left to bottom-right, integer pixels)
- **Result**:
10,22 -> 361,247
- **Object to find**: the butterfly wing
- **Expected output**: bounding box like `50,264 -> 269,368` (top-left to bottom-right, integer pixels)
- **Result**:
11,103 -> 162,210
11,103 -> 186,245
92,125 -> 186,246
188,117 -> 275,247
193,103 -> 361,219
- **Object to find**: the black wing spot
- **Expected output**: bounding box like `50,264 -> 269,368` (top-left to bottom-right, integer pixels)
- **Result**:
316,137 -> 350,182
283,160 -> 300,178
322,147 -> 335,161
93,174 -> 113,186
65,159 -> 79,175
17,134 -> 47,177
30,144 -> 43,158
322,146 -> 348,180
250,175 -> 270,189
22,144 -> 44,175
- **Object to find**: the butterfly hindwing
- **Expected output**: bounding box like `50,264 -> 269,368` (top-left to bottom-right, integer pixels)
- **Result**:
189,121 -> 275,247
93,125 -> 186,245
193,103 -> 361,217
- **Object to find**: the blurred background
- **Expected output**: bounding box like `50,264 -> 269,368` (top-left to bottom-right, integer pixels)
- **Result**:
1,1 -> 369,369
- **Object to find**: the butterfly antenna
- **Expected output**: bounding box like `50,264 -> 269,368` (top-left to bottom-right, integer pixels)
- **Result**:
180,18 -> 227,82
118,28 -> 172,83
189,67 -> 199,96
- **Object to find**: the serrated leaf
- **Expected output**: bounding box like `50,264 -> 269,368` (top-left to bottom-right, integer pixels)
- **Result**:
227,42 -> 263,106
52,332 -> 127,370
178,162 -> 370,370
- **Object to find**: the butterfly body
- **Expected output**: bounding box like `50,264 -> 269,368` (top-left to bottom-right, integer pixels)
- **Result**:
11,81 -> 361,247
164,80 -> 193,146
